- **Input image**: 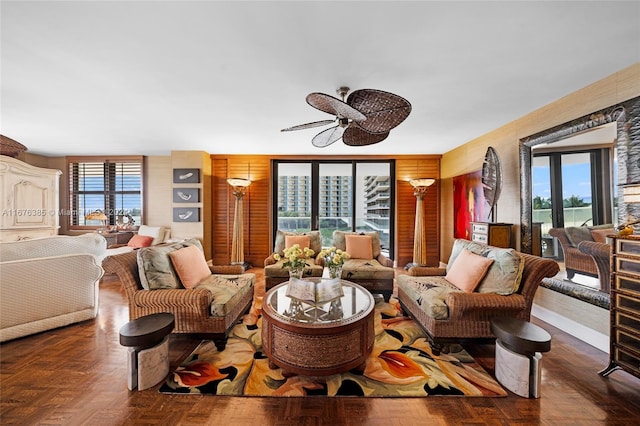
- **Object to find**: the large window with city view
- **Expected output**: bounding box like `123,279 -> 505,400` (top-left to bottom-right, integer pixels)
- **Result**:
273,160 -> 394,256
67,157 -> 143,229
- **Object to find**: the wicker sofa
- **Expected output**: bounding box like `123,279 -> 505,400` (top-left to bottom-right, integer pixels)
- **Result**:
103,239 -> 255,351
0,234 -> 106,342
548,225 -> 613,280
397,239 -> 559,353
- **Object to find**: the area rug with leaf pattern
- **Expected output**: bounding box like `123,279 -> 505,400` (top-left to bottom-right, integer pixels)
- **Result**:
159,297 -> 507,397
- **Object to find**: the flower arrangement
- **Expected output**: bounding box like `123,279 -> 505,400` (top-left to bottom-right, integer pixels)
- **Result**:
318,246 -> 350,267
273,244 -> 315,270
319,247 -> 350,278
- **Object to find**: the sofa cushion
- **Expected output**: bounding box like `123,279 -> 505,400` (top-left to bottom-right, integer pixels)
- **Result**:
138,225 -> 166,245
333,231 -> 381,258
274,230 -> 321,257
565,226 -> 594,247
445,248 -> 494,293
446,239 -> 524,295
396,275 -> 461,320
196,274 -> 255,317
345,234 -> 373,259
590,227 -> 614,244
285,235 -> 311,250
342,258 -> 394,280
168,244 -> 211,289
127,234 -> 154,248
137,238 -> 203,290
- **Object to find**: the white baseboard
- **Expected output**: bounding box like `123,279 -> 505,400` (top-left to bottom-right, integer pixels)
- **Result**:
531,304 -> 609,354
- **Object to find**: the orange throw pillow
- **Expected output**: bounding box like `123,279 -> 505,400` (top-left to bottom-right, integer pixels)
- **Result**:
127,234 -> 154,248
285,235 -> 311,249
590,228 -> 612,244
168,245 -> 211,289
445,249 -> 494,293
345,234 -> 373,259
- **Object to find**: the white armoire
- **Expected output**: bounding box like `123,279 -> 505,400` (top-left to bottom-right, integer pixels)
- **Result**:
0,155 -> 62,241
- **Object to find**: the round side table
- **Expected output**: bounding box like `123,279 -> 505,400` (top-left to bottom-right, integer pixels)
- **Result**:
490,317 -> 551,398
119,313 -> 175,391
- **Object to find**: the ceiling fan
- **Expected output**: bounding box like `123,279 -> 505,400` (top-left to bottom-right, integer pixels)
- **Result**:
281,87 -> 412,148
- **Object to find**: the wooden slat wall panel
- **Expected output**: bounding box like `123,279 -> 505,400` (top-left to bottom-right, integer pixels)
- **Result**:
211,154 -> 441,267
211,158 -> 231,265
211,155 -> 271,267
395,157 -> 440,267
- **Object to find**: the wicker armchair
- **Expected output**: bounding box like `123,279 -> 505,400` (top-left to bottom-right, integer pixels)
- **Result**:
548,227 -> 598,279
103,250 -> 254,351
397,240 -> 559,353
577,241 -> 612,293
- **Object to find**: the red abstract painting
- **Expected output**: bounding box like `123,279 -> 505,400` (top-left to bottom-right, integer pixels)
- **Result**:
453,170 -> 489,239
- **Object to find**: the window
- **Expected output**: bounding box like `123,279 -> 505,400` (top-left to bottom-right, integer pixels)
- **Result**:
67,156 -> 144,229
532,147 -> 613,258
273,160 -> 394,256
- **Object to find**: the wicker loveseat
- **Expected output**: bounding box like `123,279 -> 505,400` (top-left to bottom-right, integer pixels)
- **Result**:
330,230 -> 395,301
397,239 -> 559,353
548,225 -> 613,280
103,239 -> 255,351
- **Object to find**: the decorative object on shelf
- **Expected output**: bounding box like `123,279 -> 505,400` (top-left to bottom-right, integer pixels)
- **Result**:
0,135 -> 27,157
172,188 -> 200,203
408,178 -> 435,267
318,246 -> 350,279
85,209 -> 108,232
227,178 -> 251,269
172,168 -> 200,184
281,86 -> 411,148
116,212 -> 135,230
481,146 -> 502,222
273,243 -> 315,278
616,218 -> 640,236
172,207 -> 200,222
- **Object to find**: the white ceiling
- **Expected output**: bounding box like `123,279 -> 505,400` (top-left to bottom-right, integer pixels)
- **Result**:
1,1 -> 639,157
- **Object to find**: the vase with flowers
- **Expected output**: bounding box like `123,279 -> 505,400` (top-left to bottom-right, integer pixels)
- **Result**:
318,246 -> 350,279
273,244 -> 315,279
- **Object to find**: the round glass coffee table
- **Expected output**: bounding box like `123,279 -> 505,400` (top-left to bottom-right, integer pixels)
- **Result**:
261,278 -> 375,376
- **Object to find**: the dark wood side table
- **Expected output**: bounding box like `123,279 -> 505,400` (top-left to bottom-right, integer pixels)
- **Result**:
119,313 -> 175,390
490,317 -> 551,398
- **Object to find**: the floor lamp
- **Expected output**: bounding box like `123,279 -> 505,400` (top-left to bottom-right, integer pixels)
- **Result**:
227,178 -> 251,270
408,178 -> 435,268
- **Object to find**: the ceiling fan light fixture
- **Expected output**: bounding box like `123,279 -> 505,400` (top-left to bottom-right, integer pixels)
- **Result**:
285,86 -> 411,148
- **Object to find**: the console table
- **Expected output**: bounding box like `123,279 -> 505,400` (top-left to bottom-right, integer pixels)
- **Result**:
261,278 -> 375,376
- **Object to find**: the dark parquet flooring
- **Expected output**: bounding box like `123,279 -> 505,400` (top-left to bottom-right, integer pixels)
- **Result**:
1,268 -> 639,425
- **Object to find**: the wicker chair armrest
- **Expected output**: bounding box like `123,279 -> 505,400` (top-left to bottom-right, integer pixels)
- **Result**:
133,287 -> 211,311
408,266 -> 447,276
376,253 -> 394,267
445,292 -> 526,320
207,262 -> 244,274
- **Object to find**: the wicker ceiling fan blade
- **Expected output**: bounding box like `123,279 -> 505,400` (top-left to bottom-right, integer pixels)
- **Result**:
343,126 -> 389,146
346,89 -> 411,134
306,92 -> 366,121
281,119 -> 336,132
312,125 -> 345,148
